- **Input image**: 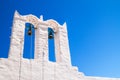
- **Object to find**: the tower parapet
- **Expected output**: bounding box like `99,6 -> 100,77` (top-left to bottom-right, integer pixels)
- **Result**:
9,11 -> 71,66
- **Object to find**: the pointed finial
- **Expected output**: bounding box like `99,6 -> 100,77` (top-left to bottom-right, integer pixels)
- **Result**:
63,22 -> 67,27
14,10 -> 20,18
62,22 -> 68,32
40,15 -> 43,21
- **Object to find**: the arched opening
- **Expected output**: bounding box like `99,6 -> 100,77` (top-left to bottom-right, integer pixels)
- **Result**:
48,27 -> 56,62
23,23 -> 35,59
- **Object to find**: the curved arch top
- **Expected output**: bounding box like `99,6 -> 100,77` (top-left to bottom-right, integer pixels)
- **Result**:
46,19 -> 60,33
25,15 -> 39,29
14,11 -> 61,33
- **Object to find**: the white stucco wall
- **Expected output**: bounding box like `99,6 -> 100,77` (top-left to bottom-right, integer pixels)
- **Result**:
0,58 -> 85,80
0,11 -> 120,80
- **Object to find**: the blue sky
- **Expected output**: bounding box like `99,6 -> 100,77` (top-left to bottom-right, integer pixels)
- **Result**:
0,0 -> 120,78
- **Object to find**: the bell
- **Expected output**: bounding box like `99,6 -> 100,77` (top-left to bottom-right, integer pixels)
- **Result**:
25,23 -> 33,36
48,31 -> 54,39
28,29 -> 32,35
48,28 -> 54,39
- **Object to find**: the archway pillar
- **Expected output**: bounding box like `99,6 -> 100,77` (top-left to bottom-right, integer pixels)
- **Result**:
56,23 -> 71,66
34,23 -> 48,61
8,11 -> 25,60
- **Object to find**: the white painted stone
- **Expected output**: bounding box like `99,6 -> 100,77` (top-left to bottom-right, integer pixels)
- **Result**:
0,11 -> 120,80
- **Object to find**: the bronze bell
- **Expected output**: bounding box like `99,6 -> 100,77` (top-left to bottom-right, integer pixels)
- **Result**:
28,29 -> 32,35
25,23 -> 33,36
48,31 -> 54,39
48,28 -> 54,39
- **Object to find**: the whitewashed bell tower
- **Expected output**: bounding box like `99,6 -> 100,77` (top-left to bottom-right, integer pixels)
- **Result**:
9,11 -> 71,65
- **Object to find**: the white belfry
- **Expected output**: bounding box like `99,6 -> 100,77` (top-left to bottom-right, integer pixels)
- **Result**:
0,11 -> 119,80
